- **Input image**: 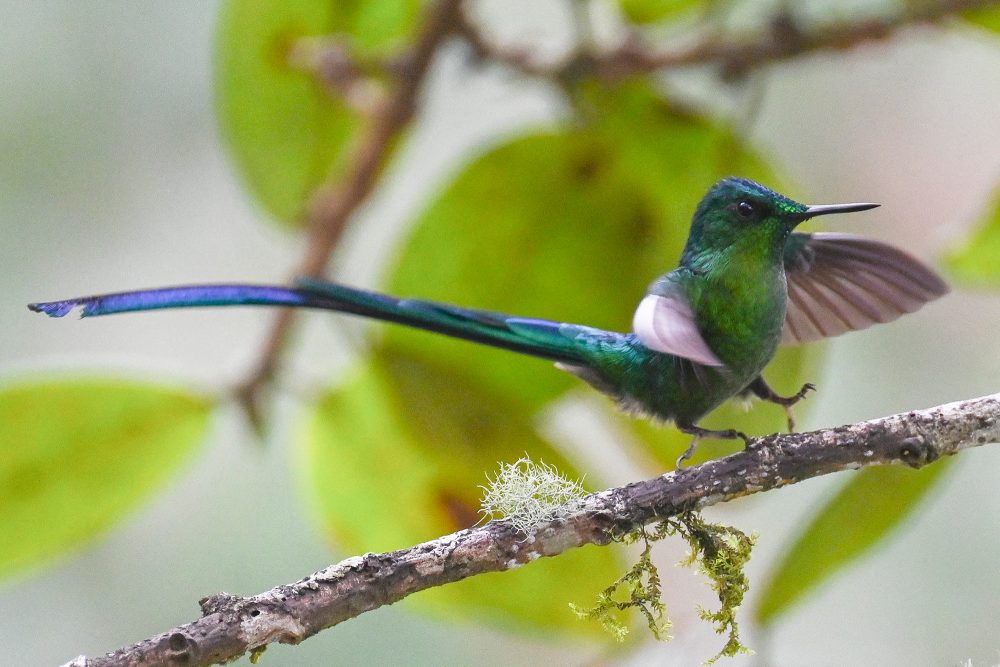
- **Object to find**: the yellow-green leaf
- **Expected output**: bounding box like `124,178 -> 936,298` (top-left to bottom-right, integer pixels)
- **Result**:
0,378 -> 213,579
351,1 -> 424,52
619,0 -> 700,25
388,130 -> 661,408
296,344 -> 624,636
754,461 -> 953,626
964,6 -> 1000,32
947,184 -> 1000,287
215,0 -> 422,226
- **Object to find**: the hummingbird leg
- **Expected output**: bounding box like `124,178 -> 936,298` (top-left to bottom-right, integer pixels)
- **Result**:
675,422 -> 751,468
675,436 -> 701,469
746,376 -> 816,432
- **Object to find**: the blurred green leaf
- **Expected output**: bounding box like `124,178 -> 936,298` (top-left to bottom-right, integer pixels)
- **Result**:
388,130 -> 659,408
351,1 -> 424,52
215,0 -> 422,226
386,82 -> 799,420
754,461 -> 954,626
964,6 -> 1000,32
618,0 -> 700,25
0,378 -> 212,579
296,344 -> 625,636
947,184 -> 1000,287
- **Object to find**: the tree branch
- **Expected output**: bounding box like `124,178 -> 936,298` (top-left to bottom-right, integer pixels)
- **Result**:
64,392 -> 1000,667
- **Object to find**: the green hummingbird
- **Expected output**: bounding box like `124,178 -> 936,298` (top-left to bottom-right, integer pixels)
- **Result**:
29,177 -> 948,465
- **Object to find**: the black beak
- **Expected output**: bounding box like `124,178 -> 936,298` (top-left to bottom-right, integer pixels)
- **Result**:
801,202 -> 880,219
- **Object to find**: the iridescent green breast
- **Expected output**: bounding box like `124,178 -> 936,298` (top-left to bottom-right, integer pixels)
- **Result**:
691,263 -> 787,377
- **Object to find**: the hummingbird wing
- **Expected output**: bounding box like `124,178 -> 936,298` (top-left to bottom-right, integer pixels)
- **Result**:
781,232 -> 948,345
632,285 -> 725,367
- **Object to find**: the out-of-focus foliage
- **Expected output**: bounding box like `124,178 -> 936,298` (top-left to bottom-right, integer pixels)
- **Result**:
215,0 -> 422,226
388,126 -> 655,408
0,379 -> 211,579
964,5 -> 1000,32
754,461 -> 954,625
618,0 -> 701,24
297,344 -> 624,636
948,185 -> 1000,286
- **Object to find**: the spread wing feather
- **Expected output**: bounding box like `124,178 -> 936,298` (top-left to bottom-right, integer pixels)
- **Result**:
782,232 -> 948,345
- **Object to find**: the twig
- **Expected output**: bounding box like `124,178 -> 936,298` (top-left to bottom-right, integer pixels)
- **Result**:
234,0 -> 463,423
64,392 -> 1000,667
285,37 -> 386,114
457,0 -> 999,83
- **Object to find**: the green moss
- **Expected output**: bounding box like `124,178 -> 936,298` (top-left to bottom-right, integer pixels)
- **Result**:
669,513 -> 756,664
571,512 -> 755,663
249,644 -> 267,664
568,524 -> 672,642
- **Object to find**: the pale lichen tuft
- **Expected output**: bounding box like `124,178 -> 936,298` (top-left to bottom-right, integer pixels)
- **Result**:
479,457 -> 586,533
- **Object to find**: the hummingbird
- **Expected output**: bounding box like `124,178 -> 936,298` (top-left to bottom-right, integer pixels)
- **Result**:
29,178 -> 948,465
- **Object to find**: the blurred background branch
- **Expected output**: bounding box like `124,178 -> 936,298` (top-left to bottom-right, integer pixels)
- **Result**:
234,0 -> 463,423
457,0 -> 998,82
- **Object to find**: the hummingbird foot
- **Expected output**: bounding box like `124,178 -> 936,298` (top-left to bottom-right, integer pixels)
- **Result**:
746,378 -> 816,432
784,407 -> 797,433
789,382 -> 817,403
675,437 -> 700,469
781,382 -> 816,432
675,423 -> 751,468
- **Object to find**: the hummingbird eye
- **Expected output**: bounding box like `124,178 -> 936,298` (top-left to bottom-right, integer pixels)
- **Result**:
736,200 -> 755,218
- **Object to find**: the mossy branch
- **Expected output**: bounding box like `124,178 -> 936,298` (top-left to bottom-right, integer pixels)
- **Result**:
63,392 -> 1000,666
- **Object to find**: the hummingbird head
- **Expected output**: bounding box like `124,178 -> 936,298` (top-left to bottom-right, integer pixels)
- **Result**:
682,177 -> 878,264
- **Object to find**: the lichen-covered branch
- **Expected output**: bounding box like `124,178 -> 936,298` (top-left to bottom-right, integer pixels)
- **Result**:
64,393 -> 1000,667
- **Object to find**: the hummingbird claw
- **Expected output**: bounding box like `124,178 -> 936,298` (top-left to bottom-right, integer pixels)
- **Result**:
785,382 -> 816,431
676,438 -> 699,469
748,379 -> 816,432
796,382 -> 817,400
675,424 -> 751,467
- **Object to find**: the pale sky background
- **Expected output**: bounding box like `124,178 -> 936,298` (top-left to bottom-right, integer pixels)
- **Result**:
2,2 -> 1000,665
